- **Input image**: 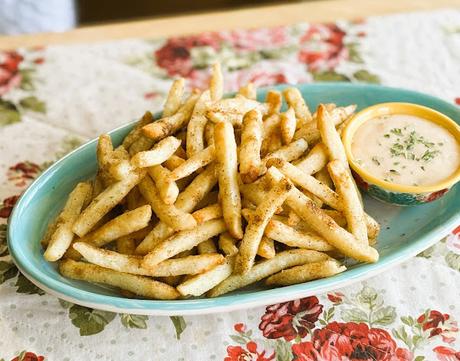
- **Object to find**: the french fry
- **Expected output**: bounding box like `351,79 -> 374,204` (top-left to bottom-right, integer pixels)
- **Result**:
142,91 -> 200,141
197,239 -> 218,254
78,205 -> 152,247
128,113 -> 156,156
204,121 -> 215,145
218,232 -> 239,256
266,259 -> 346,286
108,159 -> 136,181
73,170 -> 145,237
40,217 -> 59,249
170,145 -> 215,181
43,182 -> 92,261
328,160 -> 368,244
142,219 -> 227,269
208,249 -> 329,297
177,256 -> 235,297
265,219 -> 334,251
238,82 -> 256,100
263,138 -> 308,163
192,204 -> 222,224
261,113 -> 280,156
131,136 -> 181,168
186,90 -> 211,157
214,121 -> 243,239
239,109 -> 263,183
235,178 -> 291,274
73,242 -> 223,277
315,166 -> 333,189
294,143 -> 327,175
59,259 -> 180,300
317,104 -> 348,164
210,62 -> 223,101
324,209 -> 380,241
267,167 -> 378,263
122,111 -> 155,149
257,237 -> 276,259
96,134 -> 114,169
283,87 -> 312,128
116,237 -> 136,255
267,158 -> 340,209
148,165 -> 179,205
280,107 -> 296,144
266,90 -> 282,115
163,78 -> 185,117
138,175 -> 196,231
163,154 -> 186,171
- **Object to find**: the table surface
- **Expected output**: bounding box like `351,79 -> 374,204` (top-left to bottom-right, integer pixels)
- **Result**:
0,0 -> 459,50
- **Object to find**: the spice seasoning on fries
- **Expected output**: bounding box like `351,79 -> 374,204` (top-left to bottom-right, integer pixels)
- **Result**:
41,62 -> 380,300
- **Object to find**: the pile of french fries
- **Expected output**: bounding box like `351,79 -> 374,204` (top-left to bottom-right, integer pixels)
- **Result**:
41,62 -> 380,300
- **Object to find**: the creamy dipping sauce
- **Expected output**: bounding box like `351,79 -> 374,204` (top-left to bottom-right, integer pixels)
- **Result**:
351,114 -> 460,186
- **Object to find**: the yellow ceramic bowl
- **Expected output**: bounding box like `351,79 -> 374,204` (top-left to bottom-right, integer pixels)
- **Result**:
342,102 -> 460,205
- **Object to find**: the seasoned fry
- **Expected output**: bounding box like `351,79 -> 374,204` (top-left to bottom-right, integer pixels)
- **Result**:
239,109 -> 263,183
266,259 -> 346,286
210,62 -> 223,101
204,121 -> 215,145
235,178 -> 291,274
163,78 -> 185,117
295,143 -> 327,175
280,107 -> 296,144
170,145 -> 215,181
238,82 -> 256,100
315,167 -> 333,189
265,219 -> 334,251
214,121 -> 243,239
73,242 -> 223,277
267,158 -> 340,209
177,256 -> 235,297
263,138 -> 309,163
40,217 -> 59,249
142,219 -> 226,269
328,160 -> 368,243
148,165 -> 179,205
131,136 -> 181,168
186,90 -> 211,157
96,134 -> 114,169
192,204 -> 222,224
116,236 -> 136,255
142,91 -> 200,141
283,87 -> 312,128
317,104 -> 348,164
78,205 -> 152,247
208,249 -> 329,297
266,90 -> 282,115
257,237 -> 275,259
197,239 -> 218,254
73,170 -> 145,237
218,232 -> 239,256
59,259 -> 180,300
163,154 -> 186,171
267,167 -> 378,263
138,175 -> 196,231
43,182 -> 92,261
261,113 -> 280,156
122,111 -> 154,149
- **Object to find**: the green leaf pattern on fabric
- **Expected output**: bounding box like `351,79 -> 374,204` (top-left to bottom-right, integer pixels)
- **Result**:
170,316 -> 187,340
69,304 -> 116,336
120,314 -> 149,329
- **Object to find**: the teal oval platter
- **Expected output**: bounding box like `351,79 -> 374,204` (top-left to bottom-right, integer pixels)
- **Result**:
7,83 -> 460,315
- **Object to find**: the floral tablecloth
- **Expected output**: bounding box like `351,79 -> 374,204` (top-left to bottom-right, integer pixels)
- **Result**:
1,8 -> 460,361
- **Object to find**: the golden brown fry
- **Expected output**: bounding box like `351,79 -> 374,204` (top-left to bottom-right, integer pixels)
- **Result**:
283,87 -> 312,128
257,237 -> 276,259
116,237 -> 136,255
97,134 -> 114,169
142,91 -> 200,141
59,259 -> 180,300
328,160 -> 368,244
138,175 -> 196,231
147,165 -> 179,205
267,158 -> 340,209
239,109 -> 263,183
142,219 -> 226,269
266,259 -> 346,286
197,239 -> 218,254
177,256 -> 235,297
261,113 -> 280,156
295,143 -> 327,175
267,167 -> 378,263
170,145 -> 215,181
131,136 -> 181,168
280,107 -> 296,145
208,249 -> 329,297
43,182 -> 92,261
265,219 -> 334,251
315,167 -> 333,189
214,121 -> 243,239
235,178 -> 291,274
73,170 -> 145,237
78,205 -> 152,247
263,138 -> 308,163
238,82 -> 256,100
204,121 -> 215,146
218,232 -> 239,256
316,104 -> 348,164
186,90 -> 211,157
163,78 -> 185,117
192,203 -> 222,224
210,62 -> 223,101
127,112 -> 156,156
266,90 -> 282,115
163,154 -> 186,171
122,112 -> 154,149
